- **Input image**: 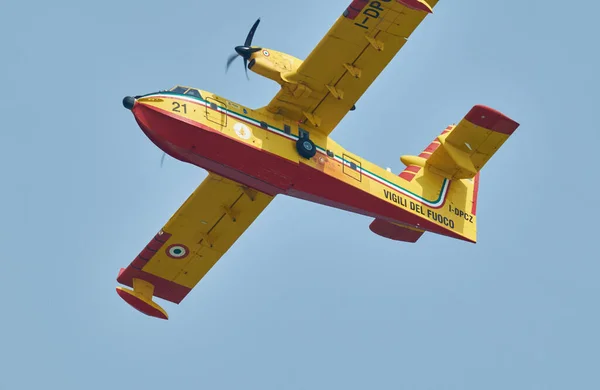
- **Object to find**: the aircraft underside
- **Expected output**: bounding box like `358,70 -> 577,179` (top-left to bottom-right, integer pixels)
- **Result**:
115,0 -> 521,319
132,101 -> 466,242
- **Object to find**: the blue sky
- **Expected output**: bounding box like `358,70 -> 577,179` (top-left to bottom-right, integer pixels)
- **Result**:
2,0 -> 599,388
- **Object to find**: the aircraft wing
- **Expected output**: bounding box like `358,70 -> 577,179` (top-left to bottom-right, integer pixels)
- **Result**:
263,0 -> 439,136
116,173 -> 273,319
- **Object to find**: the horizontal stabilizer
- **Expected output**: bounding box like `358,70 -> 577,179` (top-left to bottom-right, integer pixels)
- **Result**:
401,105 -> 520,180
369,219 -> 425,243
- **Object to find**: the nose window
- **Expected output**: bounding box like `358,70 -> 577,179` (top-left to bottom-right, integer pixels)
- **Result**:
170,86 -> 188,94
184,89 -> 201,98
168,86 -> 202,98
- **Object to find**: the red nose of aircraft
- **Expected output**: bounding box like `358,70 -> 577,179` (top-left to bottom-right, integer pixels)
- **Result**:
122,96 -> 136,110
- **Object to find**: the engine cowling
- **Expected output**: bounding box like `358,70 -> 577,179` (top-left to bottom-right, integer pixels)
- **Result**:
248,48 -> 303,85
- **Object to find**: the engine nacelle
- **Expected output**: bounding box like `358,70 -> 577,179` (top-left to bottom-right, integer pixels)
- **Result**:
248,48 -> 303,86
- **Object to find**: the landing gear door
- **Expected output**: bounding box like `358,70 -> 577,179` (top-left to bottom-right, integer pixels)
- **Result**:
205,97 -> 227,128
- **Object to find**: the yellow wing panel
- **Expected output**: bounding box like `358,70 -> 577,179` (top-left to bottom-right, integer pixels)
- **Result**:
264,0 -> 439,135
117,173 -> 273,310
426,105 -> 520,180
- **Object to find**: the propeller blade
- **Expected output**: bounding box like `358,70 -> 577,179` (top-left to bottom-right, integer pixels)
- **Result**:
225,18 -> 261,79
225,52 -> 238,72
244,18 -> 261,47
160,152 -> 166,168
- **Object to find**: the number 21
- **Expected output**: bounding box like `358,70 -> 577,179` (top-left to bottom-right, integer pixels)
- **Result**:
172,102 -> 187,114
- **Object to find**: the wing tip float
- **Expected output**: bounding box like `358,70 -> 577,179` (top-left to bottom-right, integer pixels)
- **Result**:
369,219 -> 425,243
397,0 -> 434,13
116,277 -> 169,320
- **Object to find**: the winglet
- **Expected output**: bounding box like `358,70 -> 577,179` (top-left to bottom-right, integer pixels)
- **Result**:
397,0 -> 433,13
116,278 -> 168,320
464,105 -> 520,135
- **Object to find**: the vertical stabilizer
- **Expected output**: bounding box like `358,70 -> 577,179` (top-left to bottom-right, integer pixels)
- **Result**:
370,105 -> 518,243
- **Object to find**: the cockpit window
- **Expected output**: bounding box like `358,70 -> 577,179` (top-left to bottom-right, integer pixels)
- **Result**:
170,86 -> 188,94
184,88 -> 201,98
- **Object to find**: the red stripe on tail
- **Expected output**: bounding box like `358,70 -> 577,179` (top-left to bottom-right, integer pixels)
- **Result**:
471,172 -> 480,215
465,105 -> 520,135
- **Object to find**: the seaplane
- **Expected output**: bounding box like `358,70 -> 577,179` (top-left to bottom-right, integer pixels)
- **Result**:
116,0 -> 520,320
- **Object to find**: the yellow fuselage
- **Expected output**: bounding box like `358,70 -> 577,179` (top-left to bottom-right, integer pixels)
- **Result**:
129,88 -> 476,242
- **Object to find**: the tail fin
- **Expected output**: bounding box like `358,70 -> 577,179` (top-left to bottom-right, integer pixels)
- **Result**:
370,105 -> 518,243
400,105 -> 520,181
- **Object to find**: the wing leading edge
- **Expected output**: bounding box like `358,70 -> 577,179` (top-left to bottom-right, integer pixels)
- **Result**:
116,173 -> 273,319
263,0 -> 439,135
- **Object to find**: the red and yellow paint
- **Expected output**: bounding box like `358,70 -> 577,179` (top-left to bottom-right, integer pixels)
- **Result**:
129,88 -> 516,244
116,0 -> 521,319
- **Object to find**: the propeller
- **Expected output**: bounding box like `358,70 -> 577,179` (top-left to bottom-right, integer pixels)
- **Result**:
160,152 -> 166,168
225,18 -> 262,79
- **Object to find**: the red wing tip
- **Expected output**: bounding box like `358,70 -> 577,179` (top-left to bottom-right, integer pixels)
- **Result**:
397,0 -> 433,13
465,105 -> 520,135
116,287 -> 168,320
